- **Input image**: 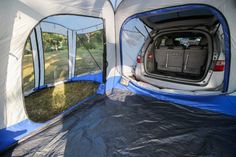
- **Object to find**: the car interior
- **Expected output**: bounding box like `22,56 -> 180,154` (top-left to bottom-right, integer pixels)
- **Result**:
146,31 -> 210,80
137,8 -> 224,84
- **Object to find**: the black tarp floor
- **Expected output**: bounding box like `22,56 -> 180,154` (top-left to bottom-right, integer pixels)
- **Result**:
2,90 -> 236,157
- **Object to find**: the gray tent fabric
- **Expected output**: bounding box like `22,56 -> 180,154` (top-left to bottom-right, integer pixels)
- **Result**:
2,90 -> 236,157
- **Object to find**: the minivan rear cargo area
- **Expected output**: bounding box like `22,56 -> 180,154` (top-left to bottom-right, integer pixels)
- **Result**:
133,7 -> 226,91
3,90 -> 236,157
145,31 -> 211,81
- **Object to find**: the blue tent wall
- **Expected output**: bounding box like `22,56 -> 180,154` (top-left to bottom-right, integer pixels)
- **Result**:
106,76 -> 236,117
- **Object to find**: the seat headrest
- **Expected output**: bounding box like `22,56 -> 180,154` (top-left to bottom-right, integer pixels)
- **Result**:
200,38 -> 208,46
174,40 -> 181,46
165,38 -> 174,46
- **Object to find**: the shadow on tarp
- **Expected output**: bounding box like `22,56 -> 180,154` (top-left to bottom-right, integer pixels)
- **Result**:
2,90 -> 236,157
0,119 -> 42,152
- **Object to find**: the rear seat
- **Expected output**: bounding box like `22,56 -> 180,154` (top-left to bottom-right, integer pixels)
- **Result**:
183,38 -> 208,75
155,38 -> 184,72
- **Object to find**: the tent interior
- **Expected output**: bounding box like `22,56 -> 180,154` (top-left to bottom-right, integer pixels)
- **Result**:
1,0 -> 236,156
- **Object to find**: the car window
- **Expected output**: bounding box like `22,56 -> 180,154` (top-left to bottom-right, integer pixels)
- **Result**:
157,32 -> 207,49
174,37 -> 202,47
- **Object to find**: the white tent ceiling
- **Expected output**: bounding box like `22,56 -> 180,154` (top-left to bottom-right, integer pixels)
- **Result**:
110,0 -> 123,9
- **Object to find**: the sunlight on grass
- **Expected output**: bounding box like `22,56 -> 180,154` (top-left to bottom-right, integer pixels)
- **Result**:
25,81 -> 99,122
23,54 -> 34,91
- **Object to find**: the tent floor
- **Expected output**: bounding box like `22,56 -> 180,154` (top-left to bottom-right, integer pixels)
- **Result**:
2,90 -> 236,157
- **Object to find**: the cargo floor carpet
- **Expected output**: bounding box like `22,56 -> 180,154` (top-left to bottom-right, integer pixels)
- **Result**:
2,90 -> 236,157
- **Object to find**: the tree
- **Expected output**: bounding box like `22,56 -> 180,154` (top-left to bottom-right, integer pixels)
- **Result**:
42,33 -> 67,53
76,29 -> 104,50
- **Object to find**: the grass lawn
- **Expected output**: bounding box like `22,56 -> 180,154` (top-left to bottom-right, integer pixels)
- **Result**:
75,46 -> 103,75
25,81 -> 99,122
23,54 -> 35,91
